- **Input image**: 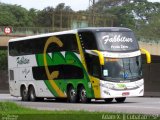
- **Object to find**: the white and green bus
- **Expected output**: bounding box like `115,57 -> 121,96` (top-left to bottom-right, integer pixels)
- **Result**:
8,27 -> 151,103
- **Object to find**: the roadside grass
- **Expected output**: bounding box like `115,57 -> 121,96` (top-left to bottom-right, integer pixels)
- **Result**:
0,102 -> 159,120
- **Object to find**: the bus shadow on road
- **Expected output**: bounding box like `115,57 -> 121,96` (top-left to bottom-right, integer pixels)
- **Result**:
22,99 -> 137,104
15,97 -> 138,104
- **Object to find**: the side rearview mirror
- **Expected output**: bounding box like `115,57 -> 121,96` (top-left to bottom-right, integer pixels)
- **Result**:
92,50 -> 104,65
140,48 -> 151,64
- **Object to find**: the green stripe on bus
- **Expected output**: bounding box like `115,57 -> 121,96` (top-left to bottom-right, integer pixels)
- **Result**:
35,52 -> 95,98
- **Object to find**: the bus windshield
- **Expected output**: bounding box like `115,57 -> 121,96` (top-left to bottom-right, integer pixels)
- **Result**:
102,56 -> 142,82
96,31 -> 139,52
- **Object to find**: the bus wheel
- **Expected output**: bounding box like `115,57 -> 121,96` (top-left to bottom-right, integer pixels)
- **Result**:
104,98 -> 113,103
21,86 -> 29,101
29,86 -> 37,102
67,86 -> 77,103
115,97 -> 126,103
79,86 -> 90,103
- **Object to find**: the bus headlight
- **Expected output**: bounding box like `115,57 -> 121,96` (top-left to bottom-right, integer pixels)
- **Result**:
100,83 -> 114,89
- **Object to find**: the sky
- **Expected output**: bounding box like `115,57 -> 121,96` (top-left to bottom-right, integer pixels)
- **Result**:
0,0 -> 160,11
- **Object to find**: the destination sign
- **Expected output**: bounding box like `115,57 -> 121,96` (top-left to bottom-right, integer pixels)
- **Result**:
96,31 -> 139,52
103,35 -> 133,44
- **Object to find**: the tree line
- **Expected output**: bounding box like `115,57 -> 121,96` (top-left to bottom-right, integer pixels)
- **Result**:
0,0 -> 160,39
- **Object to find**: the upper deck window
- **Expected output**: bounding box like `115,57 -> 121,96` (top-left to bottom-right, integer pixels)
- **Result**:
78,31 -> 98,50
95,31 -> 139,52
9,34 -> 78,56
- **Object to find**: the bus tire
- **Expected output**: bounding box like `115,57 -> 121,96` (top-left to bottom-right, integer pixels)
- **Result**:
104,98 -> 113,103
115,97 -> 126,103
67,86 -> 77,103
28,86 -> 37,102
79,86 -> 90,103
21,86 -> 29,101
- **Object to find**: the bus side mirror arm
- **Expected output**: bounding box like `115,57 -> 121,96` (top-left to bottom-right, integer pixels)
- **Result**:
140,48 -> 151,64
92,50 -> 104,65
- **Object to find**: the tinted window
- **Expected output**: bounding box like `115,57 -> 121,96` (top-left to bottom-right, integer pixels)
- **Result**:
9,34 -> 78,56
78,32 -> 97,50
32,65 -> 84,80
85,53 -> 101,78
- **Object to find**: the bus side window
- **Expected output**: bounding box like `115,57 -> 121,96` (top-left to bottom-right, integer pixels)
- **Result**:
65,34 -> 79,53
9,42 -> 19,56
79,32 -> 100,77
53,34 -> 79,53
78,32 -> 100,77
85,53 -> 101,78
9,34 -> 79,56
79,32 -> 97,50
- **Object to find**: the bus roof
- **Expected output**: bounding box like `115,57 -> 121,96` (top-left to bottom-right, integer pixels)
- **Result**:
9,29 -> 77,42
77,27 -> 132,32
9,27 -> 132,42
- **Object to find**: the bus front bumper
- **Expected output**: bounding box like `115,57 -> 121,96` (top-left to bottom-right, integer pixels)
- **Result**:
99,79 -> 144,98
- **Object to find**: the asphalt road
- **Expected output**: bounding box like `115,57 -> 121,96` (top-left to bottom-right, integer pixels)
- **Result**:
0,94 -> 160,115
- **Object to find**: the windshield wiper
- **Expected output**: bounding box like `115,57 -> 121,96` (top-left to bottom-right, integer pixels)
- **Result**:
128,58 -> 133,79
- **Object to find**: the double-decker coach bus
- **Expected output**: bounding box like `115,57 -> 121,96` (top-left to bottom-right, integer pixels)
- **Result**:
8,27 -> 151,103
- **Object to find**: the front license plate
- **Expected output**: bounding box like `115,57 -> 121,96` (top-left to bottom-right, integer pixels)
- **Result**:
122,92 -> 130,96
